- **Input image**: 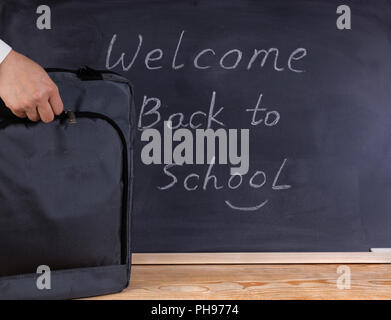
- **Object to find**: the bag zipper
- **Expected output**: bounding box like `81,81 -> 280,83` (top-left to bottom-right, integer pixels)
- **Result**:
0,111 -> 129,265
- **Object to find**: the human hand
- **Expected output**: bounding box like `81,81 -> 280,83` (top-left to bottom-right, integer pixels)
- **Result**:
0,50 -> 63,122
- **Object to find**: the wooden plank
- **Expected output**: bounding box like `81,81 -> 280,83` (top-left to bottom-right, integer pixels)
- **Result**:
89,264 -> 391,300
132,252 -> 391,264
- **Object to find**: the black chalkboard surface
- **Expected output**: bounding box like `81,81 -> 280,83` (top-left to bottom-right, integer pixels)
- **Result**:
1,0 -> 391,252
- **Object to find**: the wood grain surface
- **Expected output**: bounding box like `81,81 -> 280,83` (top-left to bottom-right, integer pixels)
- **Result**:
89,264 -> 391,300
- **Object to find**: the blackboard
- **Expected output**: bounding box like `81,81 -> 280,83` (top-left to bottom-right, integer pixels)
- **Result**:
1,0 -> 391,252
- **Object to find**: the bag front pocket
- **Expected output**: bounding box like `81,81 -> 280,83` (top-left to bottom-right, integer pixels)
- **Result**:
0,112 -> 128,277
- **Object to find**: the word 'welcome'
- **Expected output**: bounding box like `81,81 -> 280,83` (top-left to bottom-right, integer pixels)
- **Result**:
106,31 -> 308,72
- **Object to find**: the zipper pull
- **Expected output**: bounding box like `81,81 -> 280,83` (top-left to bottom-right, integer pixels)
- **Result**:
65,110 -> 77,124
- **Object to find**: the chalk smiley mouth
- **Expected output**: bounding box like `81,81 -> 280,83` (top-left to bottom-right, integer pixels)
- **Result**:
224,199 -> 269,211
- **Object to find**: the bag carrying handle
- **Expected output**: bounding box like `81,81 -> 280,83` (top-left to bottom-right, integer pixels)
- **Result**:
0,66 -> 117,118
45,66 -> 120,81
45,66 -> 103,81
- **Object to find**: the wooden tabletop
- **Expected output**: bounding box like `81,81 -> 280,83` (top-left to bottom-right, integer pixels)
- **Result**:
89,264 -> 391,300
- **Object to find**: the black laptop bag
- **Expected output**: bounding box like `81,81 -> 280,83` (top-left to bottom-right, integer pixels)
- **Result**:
0,67 -> 135,299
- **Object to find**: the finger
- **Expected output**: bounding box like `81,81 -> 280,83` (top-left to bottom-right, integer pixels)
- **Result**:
11,109 -> 26,118
26,107 -> 40,122
37,100 -> 54,123
48,87 -> 63,115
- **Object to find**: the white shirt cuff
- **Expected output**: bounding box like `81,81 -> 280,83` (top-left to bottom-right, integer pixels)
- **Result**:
0,39 -> 12,64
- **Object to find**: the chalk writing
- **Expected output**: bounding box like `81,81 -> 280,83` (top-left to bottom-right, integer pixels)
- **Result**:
112,29 -> 307,212
106,31 -> 307,72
